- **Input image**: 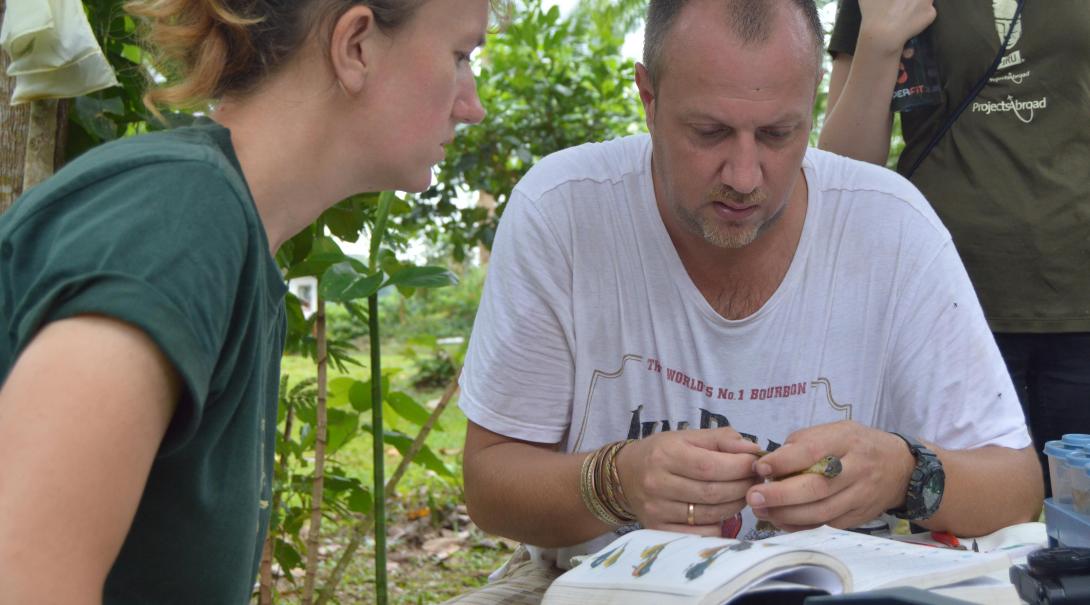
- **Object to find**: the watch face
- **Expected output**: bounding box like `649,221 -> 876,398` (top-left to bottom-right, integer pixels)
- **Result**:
922,470 -> 944,511
885,434 -> 945,521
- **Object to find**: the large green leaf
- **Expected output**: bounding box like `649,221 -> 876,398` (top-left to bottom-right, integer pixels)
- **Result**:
284,236 -> 346,279
319,262 -> 383,303
326,408 -> 360,454
347,486 -> 373,514
327,376 -> 356,408
382,266 -> 459,290
274,538 -> 303,576
385,391 -> 439,430
72,95 -> 124,142
378,248 -> 403,278
283,294 -> 310,342
279,227 -> 315,269
322,471 -> 361,493
377,430 -> 454,477
323,193 -> 377,242
347,376 -> 389,412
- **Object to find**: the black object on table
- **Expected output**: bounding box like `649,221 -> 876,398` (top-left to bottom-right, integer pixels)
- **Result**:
1010,547 -> 1090,604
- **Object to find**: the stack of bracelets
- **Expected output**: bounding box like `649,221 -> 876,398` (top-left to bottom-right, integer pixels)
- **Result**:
579,439 -> 637,527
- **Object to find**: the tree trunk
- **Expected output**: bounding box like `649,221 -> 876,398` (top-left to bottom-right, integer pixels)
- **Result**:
23,99 -> 60,189
257,526 -> 276,604
0,1 -> 68,215
0,0 -> 26,216
302,297 -> 329,605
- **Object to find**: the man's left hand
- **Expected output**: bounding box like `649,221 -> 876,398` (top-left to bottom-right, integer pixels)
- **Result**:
745,421 -> 915,531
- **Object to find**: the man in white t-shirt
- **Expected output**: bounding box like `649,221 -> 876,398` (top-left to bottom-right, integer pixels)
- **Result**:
448,0 -> 1042,601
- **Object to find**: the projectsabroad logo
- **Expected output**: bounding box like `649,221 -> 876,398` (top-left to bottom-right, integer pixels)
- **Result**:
972,96 -> 1046,124
976,0 -> 1044,123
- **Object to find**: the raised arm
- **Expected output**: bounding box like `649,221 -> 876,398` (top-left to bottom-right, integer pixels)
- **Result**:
818,0 -> 937,164
463,421 -> 762,548
0,316 -> 179,604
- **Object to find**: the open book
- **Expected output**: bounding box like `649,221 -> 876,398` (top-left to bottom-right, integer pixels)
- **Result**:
540,525 -> 1014,605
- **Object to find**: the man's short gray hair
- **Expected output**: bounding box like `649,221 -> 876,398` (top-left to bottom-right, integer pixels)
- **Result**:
642,0 -> 823,90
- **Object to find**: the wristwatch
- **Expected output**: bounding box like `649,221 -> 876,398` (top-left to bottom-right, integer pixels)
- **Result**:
886,432 -> 945,521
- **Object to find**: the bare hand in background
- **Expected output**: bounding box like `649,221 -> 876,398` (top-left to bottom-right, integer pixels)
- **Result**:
858,0 -> 938,55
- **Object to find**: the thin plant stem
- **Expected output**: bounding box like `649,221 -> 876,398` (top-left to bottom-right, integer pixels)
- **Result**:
302,297 -> 329,605
370,292 -> 388,605
259,400 -> 295,605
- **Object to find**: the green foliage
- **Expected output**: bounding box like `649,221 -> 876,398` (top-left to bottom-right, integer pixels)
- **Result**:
270,365 -> 455,593
402,0 -> 647,261
379,267 -> 485,344
69,1 -> 197,159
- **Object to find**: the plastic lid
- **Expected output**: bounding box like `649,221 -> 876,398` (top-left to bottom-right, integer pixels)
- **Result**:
1062,434 -> 1090,446
1045,440 -> 1077,456
1065,450 -> 1090,463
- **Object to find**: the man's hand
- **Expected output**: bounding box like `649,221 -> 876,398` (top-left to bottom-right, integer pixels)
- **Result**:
858,0 -> 937,56
616,428 -> 763,536
745,421 -> 914,532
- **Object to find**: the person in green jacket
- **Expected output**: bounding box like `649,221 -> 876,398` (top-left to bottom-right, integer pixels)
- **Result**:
0,0 -> 488,602
821,0 -> 1090,496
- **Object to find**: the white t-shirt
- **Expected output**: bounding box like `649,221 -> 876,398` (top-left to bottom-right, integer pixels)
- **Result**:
459,134 -> 1031,567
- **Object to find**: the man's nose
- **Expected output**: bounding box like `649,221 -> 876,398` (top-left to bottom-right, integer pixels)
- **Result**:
719,137 -> 761,195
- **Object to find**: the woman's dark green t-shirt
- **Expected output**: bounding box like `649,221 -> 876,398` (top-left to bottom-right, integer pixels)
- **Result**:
0,119 -> 287,603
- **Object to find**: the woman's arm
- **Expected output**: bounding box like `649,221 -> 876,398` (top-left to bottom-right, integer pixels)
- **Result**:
818,0 -> 937,164
0,316 -> 179,604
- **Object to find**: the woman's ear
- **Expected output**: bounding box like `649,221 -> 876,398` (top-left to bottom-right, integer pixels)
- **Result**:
329,5 -> 382,94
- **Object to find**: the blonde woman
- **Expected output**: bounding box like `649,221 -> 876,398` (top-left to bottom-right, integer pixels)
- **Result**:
0,0 -> 488,602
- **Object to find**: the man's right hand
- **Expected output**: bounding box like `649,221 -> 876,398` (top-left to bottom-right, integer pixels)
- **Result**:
615,428 -> 762,536
858,0 -> 937,56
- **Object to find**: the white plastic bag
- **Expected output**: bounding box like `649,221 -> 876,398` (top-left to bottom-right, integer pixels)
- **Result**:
0,0 -> 119,104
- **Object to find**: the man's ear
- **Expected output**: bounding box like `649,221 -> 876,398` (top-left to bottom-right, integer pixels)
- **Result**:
634,62 -> 656,132
329,5 -> 382,94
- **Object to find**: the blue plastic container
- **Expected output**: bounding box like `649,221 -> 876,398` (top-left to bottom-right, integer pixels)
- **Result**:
1045,498 -> 1090,548
1078,463 -> 1090,515
1065,451 -> 1090,511
1045,440 -> 1080,504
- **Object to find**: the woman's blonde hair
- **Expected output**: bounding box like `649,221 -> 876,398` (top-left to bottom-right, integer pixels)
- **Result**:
125,0 -> 424,112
